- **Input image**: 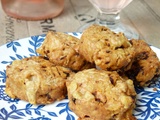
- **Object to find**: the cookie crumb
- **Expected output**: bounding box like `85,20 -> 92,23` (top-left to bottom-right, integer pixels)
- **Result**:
153,88 -> 157,91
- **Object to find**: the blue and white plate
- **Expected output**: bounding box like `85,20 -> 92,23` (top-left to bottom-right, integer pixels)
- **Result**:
0,33 -> 160,120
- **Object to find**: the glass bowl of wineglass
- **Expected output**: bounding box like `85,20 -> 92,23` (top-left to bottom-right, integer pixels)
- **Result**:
78,0 -> 139,39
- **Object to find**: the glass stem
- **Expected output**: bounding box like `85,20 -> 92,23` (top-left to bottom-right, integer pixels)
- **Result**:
95,12 -> 120,29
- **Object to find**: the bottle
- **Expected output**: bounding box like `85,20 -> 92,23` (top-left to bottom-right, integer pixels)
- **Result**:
1,0 -> 64,20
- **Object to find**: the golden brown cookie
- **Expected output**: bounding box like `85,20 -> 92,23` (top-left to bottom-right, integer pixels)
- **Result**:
37,31 -> 94,71
5,56 -> 73,104
126,40 -> 160,86
67,69 -> 136,120
79,24 -> 135,71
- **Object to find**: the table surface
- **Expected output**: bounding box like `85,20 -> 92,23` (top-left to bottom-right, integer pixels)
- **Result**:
0,0 -> 160,48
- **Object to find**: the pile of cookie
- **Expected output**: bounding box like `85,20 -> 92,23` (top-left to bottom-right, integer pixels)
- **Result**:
5,25 -> 160,120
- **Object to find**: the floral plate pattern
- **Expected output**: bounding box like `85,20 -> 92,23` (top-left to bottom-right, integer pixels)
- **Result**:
0,33 -> 160,120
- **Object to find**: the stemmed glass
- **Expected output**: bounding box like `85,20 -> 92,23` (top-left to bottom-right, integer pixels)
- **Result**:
78,0 -> 139,39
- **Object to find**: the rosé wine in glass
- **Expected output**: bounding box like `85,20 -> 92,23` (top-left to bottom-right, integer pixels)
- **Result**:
89,0 -> 133,14
78,0 -> 139,39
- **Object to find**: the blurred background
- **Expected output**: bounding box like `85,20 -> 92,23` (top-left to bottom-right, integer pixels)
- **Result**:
0,0 -> 160,48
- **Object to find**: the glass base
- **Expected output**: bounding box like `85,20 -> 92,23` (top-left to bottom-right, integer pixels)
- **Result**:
77,22 -> 139,40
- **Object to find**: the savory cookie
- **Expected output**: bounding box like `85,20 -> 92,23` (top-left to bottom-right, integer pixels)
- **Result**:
67,69 -> 136,120
79,24 -> 135,71
126,39 -> 160,86
5,56 -> 73,104
36,31 -> 94,71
